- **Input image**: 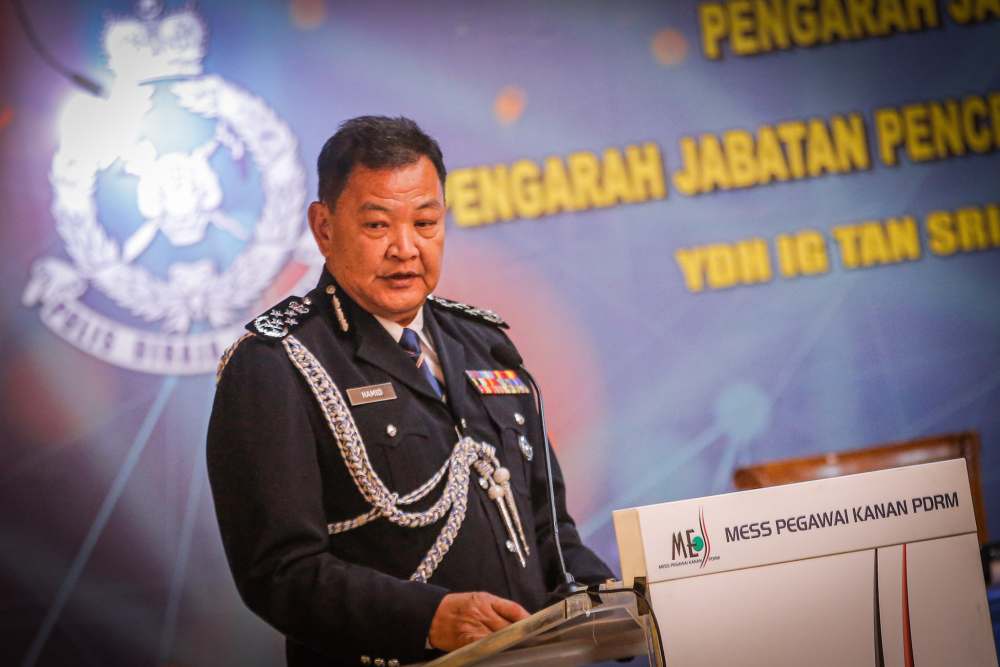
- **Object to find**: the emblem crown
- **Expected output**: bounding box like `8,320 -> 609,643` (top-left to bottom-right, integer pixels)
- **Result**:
103,4 -> 206,82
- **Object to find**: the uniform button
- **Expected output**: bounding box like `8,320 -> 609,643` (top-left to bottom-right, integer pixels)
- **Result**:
386,424 -> 397,437
360,657 -> 371,665
460,417 -> 468,429
513,412 -> 525,426
374,659 -> 386,667
506,539 -> 516,552
388,661 -> 400,667
479,477 -> 489,489
518,435 -> 534,461
303,296 -> 312,305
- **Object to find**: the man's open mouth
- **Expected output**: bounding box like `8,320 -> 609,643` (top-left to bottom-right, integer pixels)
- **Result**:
383,272 -> 420,283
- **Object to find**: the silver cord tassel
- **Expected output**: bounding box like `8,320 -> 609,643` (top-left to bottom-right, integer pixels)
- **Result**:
493,467 -> 530,557
487,479 -> 526,567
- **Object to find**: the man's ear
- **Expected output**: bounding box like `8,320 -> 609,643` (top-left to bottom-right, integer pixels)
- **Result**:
308,201 -> 334,257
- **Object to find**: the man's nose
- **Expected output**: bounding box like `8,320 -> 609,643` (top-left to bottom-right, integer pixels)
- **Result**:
387,224 -> 419,260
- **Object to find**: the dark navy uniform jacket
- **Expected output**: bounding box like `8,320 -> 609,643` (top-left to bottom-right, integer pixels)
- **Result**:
207,271 -> 612,666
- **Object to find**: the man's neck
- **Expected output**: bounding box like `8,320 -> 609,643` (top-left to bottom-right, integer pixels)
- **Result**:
373,307 -> 425,342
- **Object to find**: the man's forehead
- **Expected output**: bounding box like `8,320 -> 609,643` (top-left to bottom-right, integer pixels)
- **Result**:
358,200 -> 442,213
344,160 -> 442,200
349,156 -> 440,183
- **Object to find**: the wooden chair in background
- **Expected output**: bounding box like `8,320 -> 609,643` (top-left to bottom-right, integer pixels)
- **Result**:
732,431 -> 988,544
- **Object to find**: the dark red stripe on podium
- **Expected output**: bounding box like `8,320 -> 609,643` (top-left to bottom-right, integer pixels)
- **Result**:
902,544 -> 914,667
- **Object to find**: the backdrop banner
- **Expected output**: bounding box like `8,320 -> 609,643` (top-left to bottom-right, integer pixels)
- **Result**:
1,1 -> 997,664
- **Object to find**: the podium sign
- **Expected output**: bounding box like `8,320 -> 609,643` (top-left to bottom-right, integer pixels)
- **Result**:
613,459 -> 996,666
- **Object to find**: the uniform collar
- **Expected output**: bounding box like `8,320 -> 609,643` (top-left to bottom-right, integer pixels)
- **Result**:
373,308 -> 431,350
315,269 -> 446,405
315,269 -> 431,346
423,303 -> 474,427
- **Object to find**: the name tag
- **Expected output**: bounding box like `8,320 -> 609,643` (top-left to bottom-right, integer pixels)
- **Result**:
465,370 -> 531,395
346,382 -> 397,406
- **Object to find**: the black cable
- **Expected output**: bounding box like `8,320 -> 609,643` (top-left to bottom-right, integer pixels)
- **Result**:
519,362 -> 588,594
12,0 -> 105,97
529,366 -> 574,585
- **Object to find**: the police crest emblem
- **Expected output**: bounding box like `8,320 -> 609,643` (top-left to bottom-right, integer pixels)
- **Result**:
21,2 -> 311,375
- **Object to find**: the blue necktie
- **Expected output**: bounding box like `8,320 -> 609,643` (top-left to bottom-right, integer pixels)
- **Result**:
400,328 -> 445,400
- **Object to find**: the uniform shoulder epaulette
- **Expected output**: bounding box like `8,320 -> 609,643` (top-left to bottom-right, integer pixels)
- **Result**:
216,332 -> 254,384
245,294 -> 318,339
427,295 -> 509,329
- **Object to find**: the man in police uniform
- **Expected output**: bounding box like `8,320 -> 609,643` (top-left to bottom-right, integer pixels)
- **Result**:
207,116 -> 612,667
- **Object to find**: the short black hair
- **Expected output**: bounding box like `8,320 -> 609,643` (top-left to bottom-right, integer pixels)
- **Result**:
316,115 -> 446,208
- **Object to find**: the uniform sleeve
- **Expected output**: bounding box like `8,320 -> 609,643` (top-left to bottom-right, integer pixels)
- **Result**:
527,432 -> 615,589
206,340 -> 448,665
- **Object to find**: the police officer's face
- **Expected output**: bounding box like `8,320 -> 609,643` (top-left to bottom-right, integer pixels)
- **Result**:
309,156 -> 445,325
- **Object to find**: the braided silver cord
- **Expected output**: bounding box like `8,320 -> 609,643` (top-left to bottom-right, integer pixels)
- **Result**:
282,335 -> 498,582
327,457 -> 451,534
411,440 -> 478,582
285,335 -> 438,525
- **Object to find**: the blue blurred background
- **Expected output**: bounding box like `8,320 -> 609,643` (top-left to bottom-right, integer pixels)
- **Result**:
1,1 -> 997,664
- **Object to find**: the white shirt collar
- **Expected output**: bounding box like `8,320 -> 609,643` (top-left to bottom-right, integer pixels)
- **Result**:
373,307 -> 432,348
373,305 -> 445,384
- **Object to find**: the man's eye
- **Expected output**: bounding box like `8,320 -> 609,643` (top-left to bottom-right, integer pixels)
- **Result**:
363,221 -> 388,230
415,219 -> 438,228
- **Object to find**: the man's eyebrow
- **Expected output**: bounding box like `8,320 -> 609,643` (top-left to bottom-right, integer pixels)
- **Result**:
357,199 -> 443,213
